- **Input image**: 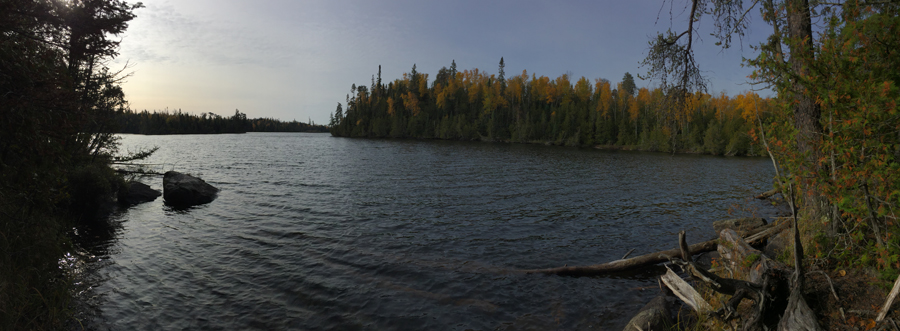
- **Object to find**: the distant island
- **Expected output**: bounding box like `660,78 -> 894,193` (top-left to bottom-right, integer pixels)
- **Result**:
114,109 -> 329,134
329,61 -> 767,156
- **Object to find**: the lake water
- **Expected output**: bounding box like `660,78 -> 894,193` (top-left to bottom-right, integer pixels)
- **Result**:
71,132 -> 780,330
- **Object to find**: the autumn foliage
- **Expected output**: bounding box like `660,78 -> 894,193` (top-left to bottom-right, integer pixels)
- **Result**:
753,2 -> 900,276
331,62 -> 770,156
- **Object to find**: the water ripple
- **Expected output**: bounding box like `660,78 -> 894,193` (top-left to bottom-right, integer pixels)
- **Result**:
72,133 -> 783,330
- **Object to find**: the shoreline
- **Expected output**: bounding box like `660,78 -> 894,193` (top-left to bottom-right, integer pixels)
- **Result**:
329,134 -> 769,157
621,205 -> 896,330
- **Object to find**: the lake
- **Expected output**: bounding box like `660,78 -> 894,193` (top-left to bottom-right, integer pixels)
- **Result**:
71,132 -> 780,330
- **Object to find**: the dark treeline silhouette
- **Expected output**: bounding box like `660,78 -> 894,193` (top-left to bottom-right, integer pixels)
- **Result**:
330,60 -> 769,156
1,0 -> 145,329
115,109 -> 329,134
249,117 -> 329,133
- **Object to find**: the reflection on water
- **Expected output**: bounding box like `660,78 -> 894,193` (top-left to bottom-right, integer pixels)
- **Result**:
69,133 -> 780,330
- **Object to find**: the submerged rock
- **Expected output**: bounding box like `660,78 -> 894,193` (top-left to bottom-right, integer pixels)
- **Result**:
118,181 -> 162,205
163,171 -> 219,207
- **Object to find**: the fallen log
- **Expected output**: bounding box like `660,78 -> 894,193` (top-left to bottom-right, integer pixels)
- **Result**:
675,230 -> 772,328
713,217 -> 767,234
745,219 -> 790,246
755,188 -> 780,199
718,229 -> 786,284
661,266 -> 713,314
523,239 -> 718,276
669,224 -> 820,330
115,168 -> 164,176
523,222 -> 781,276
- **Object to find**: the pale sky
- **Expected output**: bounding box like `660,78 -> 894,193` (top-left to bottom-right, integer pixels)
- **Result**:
112,0 -> 771,124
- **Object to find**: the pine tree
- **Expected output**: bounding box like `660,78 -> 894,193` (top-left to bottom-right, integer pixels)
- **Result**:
498,57 -> 506,92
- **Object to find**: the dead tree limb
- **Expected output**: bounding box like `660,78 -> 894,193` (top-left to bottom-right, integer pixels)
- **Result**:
745,220 -> 790,246
522,239 -> 718,276
115,168 -> 164,176
661,266 -> 713,314
755,188 -> 780,199
523,223 -> 782,276
673,229 -> 793,331
877,273 -> 900,322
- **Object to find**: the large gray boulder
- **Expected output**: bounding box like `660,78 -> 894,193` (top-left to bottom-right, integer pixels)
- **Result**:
163,171 -> 219,206
118,181 -> 161,205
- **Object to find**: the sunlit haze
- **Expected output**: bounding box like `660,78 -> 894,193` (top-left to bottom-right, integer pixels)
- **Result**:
112,0 -> 770,124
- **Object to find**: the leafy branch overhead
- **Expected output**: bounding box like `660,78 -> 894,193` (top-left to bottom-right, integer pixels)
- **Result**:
644,0 -> 900,303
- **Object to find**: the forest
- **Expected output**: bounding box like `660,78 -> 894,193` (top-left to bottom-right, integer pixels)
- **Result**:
114,108 -> 329,134
2,0 -> 899,328
329,62 -> 770,156
330,0 -> 900,328
1,0 -> 146,329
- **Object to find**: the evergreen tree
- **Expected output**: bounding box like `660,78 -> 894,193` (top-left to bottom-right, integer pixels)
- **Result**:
409,64 -> 419,94
1,0 -> 144,328
498,57 -> 506,91
621,72 -> 636,97
376,65 -> 382,94
330,63 -> 764,155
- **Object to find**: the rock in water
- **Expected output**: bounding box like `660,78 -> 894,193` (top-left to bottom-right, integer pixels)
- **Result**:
118,181 -> 162,205
163,171 -> 219,207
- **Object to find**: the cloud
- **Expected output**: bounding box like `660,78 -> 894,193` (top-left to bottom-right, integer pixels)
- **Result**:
114,0 -> 771,123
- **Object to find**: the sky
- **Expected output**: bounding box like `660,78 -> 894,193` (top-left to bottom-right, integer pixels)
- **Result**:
111,0 -> 772,124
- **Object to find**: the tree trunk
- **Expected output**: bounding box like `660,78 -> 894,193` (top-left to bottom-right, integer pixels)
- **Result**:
786,0 -> 825,216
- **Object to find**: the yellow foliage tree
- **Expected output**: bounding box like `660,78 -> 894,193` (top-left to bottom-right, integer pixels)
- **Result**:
595,79 -> 611,115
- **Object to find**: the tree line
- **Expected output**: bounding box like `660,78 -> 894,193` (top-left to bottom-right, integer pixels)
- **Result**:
330,61 -> 770,156
114,108 -> 328,134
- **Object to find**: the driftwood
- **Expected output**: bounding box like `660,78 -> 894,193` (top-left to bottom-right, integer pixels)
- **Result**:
673,230 -> 773,328
877,273 -> 900,322
524,222 -> 781,276
713,217 -> 767,235
661,265 -> 713,314
665,223 -> 821,331
115,168 -> 164,176
717,229 -> 784,284
744,219 -> 790,246
523,239 -> 718,276
755,188 -> 780,199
